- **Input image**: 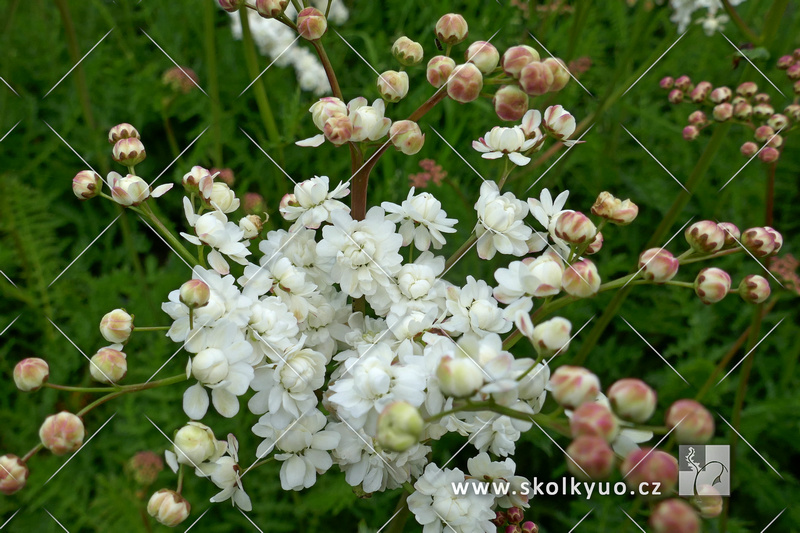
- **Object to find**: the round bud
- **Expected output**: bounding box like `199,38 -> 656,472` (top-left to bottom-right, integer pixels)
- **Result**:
767,133 -> 783,148
733,100 -> 752,119
389,120 -> 425,155
125,451 -> 164,486
437,355 -> 484,398
694,484 -> 723,518
493,85 -> 529,121
531,317 -> 571,357
621,448 -> 678,496
179,279 -> 211,309
108,123 -> 140,144
543,58 -> 570,92
694,267 -> 731,304
767,113 -> 789,130
182,165 -> 213,194
392,36 -> 423,66
90,346 -> 128,384
323,115 -> 353,145
565,435 -> 614,480
753,103 -> 774,119
554,211 -> 596,245
376,70 -> 409,103
685,220 -> 725,253
682,125 -> 699,141
666,399 -> 714,443
691,81 -> 712,102
435,13 -> 468,46
738,274 -> 770,304
758,146 -> 780,163
765,226 -> 783,253
174,422 -> 223,466
147,489 -> 191,527
446,63 -> 483,103
519,61 -> 553,96
736,81 -> 757,97
255,0 -> 288,18
550,366 -> 600,409
585,232 -> 603,255
192,348 -> 229,385
712,102 -> 733,122
13,357 -> 50,392
668,89 -> 684,104
426,55 -> 456,88
209,182 -> 239,213
784,104 -> 800,121
501,45 -> 540,78
787,63 -> 800,80
754,125 -> 775,142
607,378 -> 657,423
506,507 -> 524,524
0,454 -> 29,495
709,86 -> 732,103
465,41 -> 500,74
716,222 -> 740,248
521,521 -> 538,533
100,308 -> 133,344
639,248 -> 679,284
777,54 -> 795,69
239,214 -> 263,239
562,259 -> 601,298
570,402 -> 619,443
376,401 -> 424,452
590,192 -> 638,225
741,227 -> 776,256
740,141 -> 759,158
297,7 -> 327,40
687,110 -> 707,126
650,499 -> 701,533
112,137 -> 146,167
40,412 -> 85,455
72,170 -> 103,200
674,75 -> 692,91
659,76 -> 674,89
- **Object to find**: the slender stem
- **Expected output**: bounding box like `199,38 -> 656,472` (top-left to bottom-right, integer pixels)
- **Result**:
761,0 -> 789,47
54,0 -> 97,130
204,0 -> 224,167
76,373 -> 188,417
311,40 -> 342,99
249,457 -> 276,471
161,101 -> 180,158
679,248 -> 741,265
44,383 -> 123,393
444,235 -> 477,271
386,491 -> 411,533
176,464 -> 185,494
137,203 -> 199,266
720,0 -> 760,43
765,162 -> 775,228
22,444 -> 43,463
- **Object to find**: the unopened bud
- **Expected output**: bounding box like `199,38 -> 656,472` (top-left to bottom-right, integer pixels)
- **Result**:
690,82 -> 710,103
192,348 -> 229,385
787,63 -> 800,80
14,357 -> 50,392
666,399 -> 714,443
668,89 -> 684,104
147,489 -> 191,527
784,104 -> 800,121
740,141 -> 759,157
435,13 -> 468,45
182,166 -> 213,196
741,227 -> 776,256
733,100 -> 752,119
377,70 -> 409,102
585,232 -> 603,255
687,110 -> 707,126
297,7 -> 327,40
125,451 -> 164,486
685,220 -> 725,253
709,86 -> 732,103
323,115 -> 353,146
39,412 -> 85,455
389,120 -> 425,155
447,63 -> 483,103
426,55 -> 456,88
174,422 -> 223,466
531,317 -> 571,357
736,81 -> 757,97
493,85 -> 529,121
465,41 -> 499,74
674,75 -> 692,91
562,259 -> 601,298
550,366 -> 600,409
717,222 -> 740,248
753,102 -> 774,119
591,192 -> 638,225
754,125 -> 775,142
437,355 -> 483,398
506,507 -> 524,524
208,182 -> 239,213
639,248 -> 679,283
112,137 -> 146,167
100,308 -> 133,344
694,267 -> 731,304
738,274 -> 770,304
712,103 -> 732,122
682,125 -> 699,141
392,36 -> 423,66
621,449 -> 678,496
72,170 -> 103,200
694,484 -> 723,518
501,45 -> 540,78
767,113 -> 789,130
777,54 -> 795,69
108,123 -> 140,144
519,61 -> 553,96
376,401 -> 424,452
543,57 -> 570,91
554,211 -> 596,244
239,214 -> 263,239
607,378 -> 657,423
255,0 -> 288,18
180,279 -> 211,309
521,521 -> 538,533
659,76 -> 674,89
566,435 -> 614,480
90,346 -> 128,384
570,403 -> 619,443
650,499 -> 701,533
0,455 -> 29,495
759,146 -> 780,163
765,226 -> 783,252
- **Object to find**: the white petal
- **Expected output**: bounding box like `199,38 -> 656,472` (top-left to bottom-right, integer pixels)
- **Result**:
207,250 -> 230,275
212,388 -> 240,418
281,455 -> 307,491
183,383 -> 209,420
508,152 -> 531,166
151,183 -> 173,198
296,134 -> 326,147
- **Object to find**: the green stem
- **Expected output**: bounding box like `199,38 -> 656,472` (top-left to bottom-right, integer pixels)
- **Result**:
311,40 -> 343,99
761,0 -> 789,47
22,444 -> 44,463
679,248 -> 741,265
204,0 -> 224,167
721,0 -> 760,43
444,235 -> 477,271
136,203 -> 199,267
54,0 -> 97,130
176,464 -> 185,494
386,491 -> 411,533
76,373 -> 188,417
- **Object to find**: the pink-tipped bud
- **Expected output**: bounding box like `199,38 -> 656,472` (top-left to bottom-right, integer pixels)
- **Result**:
758,146 -> 780,163
682,124 -> 701,141
566,435 -> 614,480
694,267 -> 731,304
437,355 -> 484,398
531,317 -> 571,357
505,526 -> 521,533
738,274 -> 770,304
543,57 -> 570,92
674,75 -> 692,91
182,165 -> 213,195
377,401 -> 424,453
650,499 -> 701,533
694,484 -> 723,518
297,7 -> 327,40
740,141 -> 759,157
687,110 -> 707,126
239,214 -> 263,239
591,191 -> 638,225
218,0 -> 243,11
501,45 -> 540,78
446,63 -> 483,103
659,76 -> 674,89
607,378 -> 657,423
787,63 -> 800,80
255,0 -> 287,18
100,308 -> 133,344
733,100 -> 752,120
0,455 -> 29,495
765,226 -> 783,252
639,248 -> 679,284
147,489 -> 191,527
40,412 -> 85,455
426,55 -> 456,88
377,70 -> 409,102
72,170 -> 103,200
90,346 -> 127,384
126,451 -> 164,486
753,102 -> 774,119
668,89 -> 684,104
777,54 -> 795,69
389,120 -> 425,155
563,259 -> 601,298
519,61 -> 553,96
621,448 -> 678,496
716,222 -> 741,248
570,402 -> 619,443
736,81 -> 757,97
709,86 -> 732,103
323,115 -> 353,145
521,521 -> 538,533
685,220 -> 725,253
112,137 -> 146,167
465,41 -> 499,74
14,357 -> 50,392
712,102 -> 733,122
741,227 -> 776,256
542,105 -> 576,140
180,279 -> 211,309
585,232 -> 603,255
492,511 -> 507,528
392,36 -> 423,66
767,133 -> 783,148
666,399 -> 714,443
767,113 -> 789,130
435,13 -> 468,45
554,211 -> 596,245
785,104 -> 800,121
493,85 -> 529,121
506,507 -> 524,524
754,125 -> 775,143
108,123 -> 140,144
550,366 -> 600,409
690,82 -> 711,103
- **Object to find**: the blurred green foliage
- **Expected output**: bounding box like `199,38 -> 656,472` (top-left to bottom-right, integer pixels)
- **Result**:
1,0 -> 799,531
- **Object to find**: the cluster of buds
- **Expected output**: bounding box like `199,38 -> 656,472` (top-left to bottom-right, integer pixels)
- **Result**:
491,506 -> 538,533
662,73 -> 796,163
776,48 -> 800,96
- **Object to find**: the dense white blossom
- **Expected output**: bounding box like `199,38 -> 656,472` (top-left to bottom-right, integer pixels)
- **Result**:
474,181 -> 532,260
279,176 -> 350,230
382,188 -> 457,251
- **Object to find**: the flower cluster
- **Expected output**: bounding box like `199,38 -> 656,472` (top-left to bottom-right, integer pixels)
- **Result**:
668,0 -> 747,35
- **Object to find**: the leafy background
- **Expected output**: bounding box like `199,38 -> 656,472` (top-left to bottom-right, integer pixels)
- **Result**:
1,0 -> 798,531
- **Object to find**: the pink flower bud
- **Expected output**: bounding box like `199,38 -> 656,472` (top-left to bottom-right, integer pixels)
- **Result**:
740,141 -> 759,157
694,484 -> 723,518
125,451 -> 164,486
758,146 -> 780,163
542,105 -> 576,140
550,365 -> 600,409
377,401 -> 424,453
621,448 -> 678,495
435,13 -> 468,45
506,507 -> 524,524
493,85 -> 529,121
100,308 -> 133,344
785,103 -> 800,121
519,61 -> 553,96
521,521 -> 538,533
554,211 -> 596,244
566,435 -> 614,480
767,113 -> 789,130
40,412 -> 85,455
607,378 -> 657,423
765,226 -> 783,252
505,526 -> 521,533
108,123 -> 140,144
218,0 -> 243,11
689,84 -> 710,103
639,248 -> 679,284
0,454 -> 29,495
716,222 -> 740,248
570,402 -> 619,443
741,227 -> 776,256
72,170 -> 103,200
112,137 -> 146,166
426,55 -> 456,88
787,63 -> 800,80
738,274 -> 770,304
709,86 -> 732,103
650,499 -> 701,533
694,267 -> 731,304
377,70 -> 409,102
777,54 -> 795,69
767,134 -> 783,148
90,346 -> 128,384
733,100 -> 752,119
180,279 -> 211,309
437,355 -> 484,398
492,511 -> 507,528
563,259 -> 601,298
465,41 -> 499,74
255,0 -> 288,18
14,357 -> 50,392
754,125 -> 775,142
736,81 -> 757,97
392,36 -> 423,66
543,57 -> 570,91
685,220 -> 725,253
668,89 -> 684,104
531,317 -> 571,356
591,192 -> 638,225
585,232 -> 603,255
682,125 -> 699,141
446,63 -> 483,103
239,214 -> 263,239
660,77 -> 674,89
712,103 -> 732,122
674,75 -> 693,91
501,45 -> 540,78
753,102 -> 774,119
297,7 -> 327,40
687,110 -> 707,126
323,115 -> 353,145
666,399 -> 714,443
147,489 -> 191,527
390,120 -> 425,155
794,48 -> 800,60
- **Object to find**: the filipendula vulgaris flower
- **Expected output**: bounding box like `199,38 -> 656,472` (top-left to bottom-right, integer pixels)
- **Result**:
474,181 -> 532,260
164,421 -> 227,472
279,175 -> 350,230
493,249 -> 565,320
381,188 -> 457,251
467,452 -> 531,510
181,198 -> 251,275
195,434 -> 252,510
527,187 -> 572,256
443,276 -> 511,335
296,96 -> 391,147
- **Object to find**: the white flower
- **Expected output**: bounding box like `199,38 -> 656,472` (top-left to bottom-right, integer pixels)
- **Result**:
668,0 -> 743,34
474,181 -> 532,260
452,405 -> 534,457
467,452 -> 530,509
387,252 -> 447,321
248,296 -> 299,357
279,175 -> 350,230
316,207 -> 403,298
348,97 -> 392,142
528,188 -> 572,255
164,421 -> 227,473
444,276 -> 510,335
181,198 -> 251,275
209,182 -> 240,213
493,250 -> 565,311
542,105 -> 576,140
196,434 -> 251,511
382,188 -> 458,251
472,126 -> 538,166
109,172 -> 149,206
